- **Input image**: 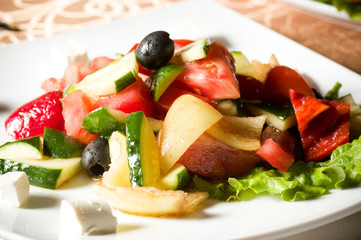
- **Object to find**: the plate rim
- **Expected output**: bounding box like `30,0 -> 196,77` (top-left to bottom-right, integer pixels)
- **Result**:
1,0 -> 361,239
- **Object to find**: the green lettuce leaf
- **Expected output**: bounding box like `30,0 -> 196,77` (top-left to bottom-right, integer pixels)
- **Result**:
193,175 -> 236,201
193,136 -> 361,202
321,136 -> 361,188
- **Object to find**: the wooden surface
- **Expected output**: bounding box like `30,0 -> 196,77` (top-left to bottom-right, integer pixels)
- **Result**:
1,0 -> 360,74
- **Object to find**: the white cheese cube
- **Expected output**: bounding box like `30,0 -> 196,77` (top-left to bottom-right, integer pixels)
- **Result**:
168,19 -> 206,40
50,39 -> 89,77
60,199 -> 117,236
0,172 -> 30,207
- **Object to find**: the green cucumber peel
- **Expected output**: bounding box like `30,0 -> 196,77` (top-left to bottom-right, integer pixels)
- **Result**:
115,71 -> 137,93
82,107 -> 127,136
126,111 -> 145,187
0,136 -> 43,160
43,127 -> 84,158
0,159 -> 62,189
147,64 -> 186,101
63,84 -> 77,97
253,102 -> 294,120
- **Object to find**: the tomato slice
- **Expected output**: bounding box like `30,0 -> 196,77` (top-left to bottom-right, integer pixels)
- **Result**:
262,66 -> 315,103
173,39 -> 194,49
62,90 -> 98,145
95,79 -> 155,117
157,86 -> 215,111
290,89 -> 350,162
178,133 -> 261,179
154,86 -> 216,120
256,138 -> 295,172
41,77 -> 62,92
41,63 -> 93,92
174,41 -> 240,100
63,64 -> 93,88
236,75 -> 263,100
260,125 -> 296,154
90,56 -> 114,71
5,91 -> 65,140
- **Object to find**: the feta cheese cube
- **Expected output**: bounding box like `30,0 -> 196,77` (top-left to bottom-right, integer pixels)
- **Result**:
0,172 -> 30,207
168,19 -> 206,40
60,199 -> 117,236
50,39 -> 89,77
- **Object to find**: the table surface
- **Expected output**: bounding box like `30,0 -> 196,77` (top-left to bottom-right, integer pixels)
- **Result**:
1,0 -> 361,239
1,0 -> 360,74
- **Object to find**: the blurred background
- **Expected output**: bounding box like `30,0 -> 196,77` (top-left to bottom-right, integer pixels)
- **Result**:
0,0 -> 360,74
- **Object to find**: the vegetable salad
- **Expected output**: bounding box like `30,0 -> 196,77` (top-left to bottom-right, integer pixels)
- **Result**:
2,30 -> 361,216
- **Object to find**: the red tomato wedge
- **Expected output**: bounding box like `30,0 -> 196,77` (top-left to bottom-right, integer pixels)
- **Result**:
290,89 -> 350,162
90,56 -> 114,71
178,133 -> 261,179
5,91 -> 64,140
289,89 -> 330,132
62,90 -> 98,145
262,66 -> 315,103
236,75 -> 263,100
154,86 -> 216,119
157,86 -> 216,111
41,63 -> 93,92
260,125 -> 296,154
173,39 -> 194,49
174,41 -> 240,100
256,138 -> 295,172
63,64 -> 93,88
95,79 -> 155,117
41,77 -> 62,92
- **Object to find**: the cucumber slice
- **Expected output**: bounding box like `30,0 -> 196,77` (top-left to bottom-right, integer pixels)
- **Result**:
158,163 -> 190,190
171,38 -> 209,64
0,157 -> 82,189
147,65 -> 186,101
339,94 -> 361,139
126,111 -> 160,187
63,84 -> 77,97
216,99 -> 238,116
82,107 -> 127,137
102,131 -> 131,187
246,103 -> 296,131
231,52 -> 278,83
0,137 -> 43,160
76,51 -> 138,97
339,94 -> 361,117
43,127 -> 84,158
82,107 -> 163,137
231,51 -> 255,77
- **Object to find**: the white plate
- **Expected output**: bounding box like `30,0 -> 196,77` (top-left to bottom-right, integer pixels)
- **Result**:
282,0 -> 361,29
1,0 -> 361,239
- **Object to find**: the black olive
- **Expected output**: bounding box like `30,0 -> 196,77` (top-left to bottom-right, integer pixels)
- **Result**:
82,137 -> 111,177
136,31 -> 174,70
